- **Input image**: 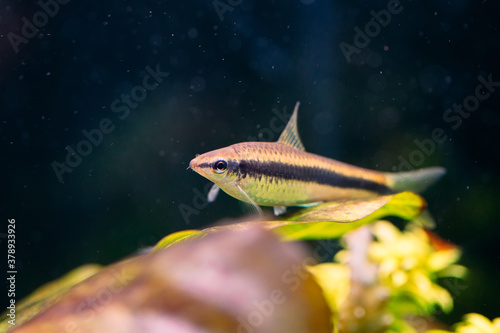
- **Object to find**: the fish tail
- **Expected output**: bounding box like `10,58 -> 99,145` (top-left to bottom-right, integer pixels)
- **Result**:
385,167 -> 446,193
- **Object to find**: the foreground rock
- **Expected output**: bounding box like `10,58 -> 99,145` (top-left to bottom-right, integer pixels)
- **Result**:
12,226 -> 332,333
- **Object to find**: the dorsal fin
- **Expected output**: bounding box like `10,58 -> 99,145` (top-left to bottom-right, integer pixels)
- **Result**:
277,101 -> 305,151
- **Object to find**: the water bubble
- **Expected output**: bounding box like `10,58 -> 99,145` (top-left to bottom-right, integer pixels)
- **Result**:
190,76 -> 206,93
418,65 -> 450,96
367,73 -> 387,93
378,107 -> 400,129
312,112 -> 335,134
228,37 -> 242,52
256,36 -> 269,48
187,28 -> 198,39
354,306 -> 366,318
149,34 -> 162,47
366,52 -> 382,68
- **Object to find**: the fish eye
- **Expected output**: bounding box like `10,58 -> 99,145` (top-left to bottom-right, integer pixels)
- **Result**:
213,160 -> 228,173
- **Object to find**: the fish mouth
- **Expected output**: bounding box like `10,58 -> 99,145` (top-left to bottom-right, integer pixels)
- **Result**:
188,158 -> 196,171
189,154 -> 203,171
189,156 -> 205,174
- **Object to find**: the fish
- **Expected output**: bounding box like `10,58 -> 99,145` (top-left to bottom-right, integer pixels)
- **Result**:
189,102 -> 446,215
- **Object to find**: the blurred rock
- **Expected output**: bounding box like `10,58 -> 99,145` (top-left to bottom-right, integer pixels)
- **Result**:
13,226 -> 332,333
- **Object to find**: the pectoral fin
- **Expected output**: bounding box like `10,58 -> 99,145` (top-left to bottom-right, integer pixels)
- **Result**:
207,183 -> 220,203
273,206 -> 287,216
299,201 -> 323,208
236,184 -> 263,216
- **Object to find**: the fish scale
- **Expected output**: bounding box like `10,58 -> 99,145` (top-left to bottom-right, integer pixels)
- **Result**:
229,142 -> 390,206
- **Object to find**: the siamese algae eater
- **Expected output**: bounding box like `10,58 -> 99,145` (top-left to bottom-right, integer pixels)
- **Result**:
189,102 -> 445,215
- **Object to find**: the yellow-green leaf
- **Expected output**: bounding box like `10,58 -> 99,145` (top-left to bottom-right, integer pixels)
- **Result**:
154,191 -> 426,250
152,229 -> 206,251
307,263 -> 350,313
264,191 -> 425,240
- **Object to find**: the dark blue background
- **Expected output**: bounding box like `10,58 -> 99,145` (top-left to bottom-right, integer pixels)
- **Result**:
1,0 -> 499,323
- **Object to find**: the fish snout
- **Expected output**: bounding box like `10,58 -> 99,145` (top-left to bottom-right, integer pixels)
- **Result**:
189,157 -> 198,171
189,154 -> 205,173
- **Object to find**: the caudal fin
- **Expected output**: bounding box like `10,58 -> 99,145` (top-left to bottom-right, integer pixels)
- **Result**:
386,167 -> 446,193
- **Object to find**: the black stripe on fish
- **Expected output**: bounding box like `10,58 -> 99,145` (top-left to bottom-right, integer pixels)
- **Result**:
237,160 -> 391,194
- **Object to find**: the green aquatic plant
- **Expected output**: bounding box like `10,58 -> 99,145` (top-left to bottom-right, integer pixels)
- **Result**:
429,313 -> 500,333
154,191 -> 426,249
310,220 -> 467,333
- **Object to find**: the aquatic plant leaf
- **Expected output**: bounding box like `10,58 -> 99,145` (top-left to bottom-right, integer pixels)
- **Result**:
288,191 -> 425,223
153,229 -> 206,251
265,191 -> 425,240
434,313 -> 500,333
437,264 -> 468,279
153,192 -> 426,250
11,227 -> 332,333
307,263 -> 350,331
428,249 -> 462,272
